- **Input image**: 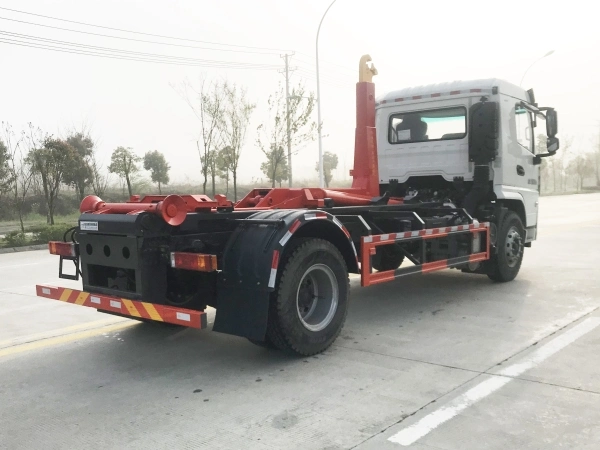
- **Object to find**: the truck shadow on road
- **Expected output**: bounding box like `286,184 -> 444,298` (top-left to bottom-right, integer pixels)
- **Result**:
94,270 -> 533,380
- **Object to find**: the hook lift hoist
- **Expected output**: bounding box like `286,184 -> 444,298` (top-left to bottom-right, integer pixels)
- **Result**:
38,55 -> 559,355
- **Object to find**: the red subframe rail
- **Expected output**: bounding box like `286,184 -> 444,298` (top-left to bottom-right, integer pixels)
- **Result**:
360,222 -> 490,287
36,285 -> 207,328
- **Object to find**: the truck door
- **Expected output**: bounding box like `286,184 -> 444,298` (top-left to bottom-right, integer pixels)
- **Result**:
502,104 -> 539,227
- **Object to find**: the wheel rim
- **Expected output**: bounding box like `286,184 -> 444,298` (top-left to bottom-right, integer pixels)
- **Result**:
504,226 -> 523,268
296,264 -> 339,332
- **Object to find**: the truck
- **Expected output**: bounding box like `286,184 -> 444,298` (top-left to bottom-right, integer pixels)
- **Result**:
37,55 -> 559,356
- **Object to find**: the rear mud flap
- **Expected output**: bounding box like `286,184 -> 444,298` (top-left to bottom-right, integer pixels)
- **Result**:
213,286 -> 270,341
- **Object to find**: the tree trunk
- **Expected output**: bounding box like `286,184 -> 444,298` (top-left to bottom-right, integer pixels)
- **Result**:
233,171 -> 237,201
78,178 -> 86,202
158,182 -> 162,194
18,211 -> 24,234
211,173 -> 216,197
126,175 -> 133,197
41,175 -> 51,225
48,196 -> 55,225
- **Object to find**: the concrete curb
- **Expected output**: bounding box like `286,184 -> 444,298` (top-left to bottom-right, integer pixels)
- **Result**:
0,244 -> 48,255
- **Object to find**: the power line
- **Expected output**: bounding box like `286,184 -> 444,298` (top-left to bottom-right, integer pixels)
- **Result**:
0,16 -> 284,56
295,51 -> 355,74
295,62 -> 355,84
296,67 -> 353,83
0,31 -> 281,68
0,37 -> 280,69
295,68 -> 354,89
294,73 -> 350,90
0,6 -> 291,53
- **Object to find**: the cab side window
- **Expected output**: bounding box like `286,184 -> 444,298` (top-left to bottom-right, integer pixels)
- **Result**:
388,107 -> 466,144
515,106 -> 533,152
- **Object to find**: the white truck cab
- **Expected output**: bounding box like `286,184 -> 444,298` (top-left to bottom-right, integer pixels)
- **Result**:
375,78 -> 559,244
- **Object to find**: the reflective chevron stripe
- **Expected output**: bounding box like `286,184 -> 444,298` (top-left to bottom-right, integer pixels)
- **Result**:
35,285 -> 207,328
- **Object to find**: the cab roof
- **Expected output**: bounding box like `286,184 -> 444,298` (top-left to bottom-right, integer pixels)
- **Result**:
377,78 -> 529,106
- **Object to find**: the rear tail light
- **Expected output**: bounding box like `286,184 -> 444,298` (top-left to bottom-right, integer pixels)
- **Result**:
48,241 -> 77,257
170,252 -> 217,272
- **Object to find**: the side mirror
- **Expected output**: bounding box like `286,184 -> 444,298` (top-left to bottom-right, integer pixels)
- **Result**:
546,136 -> 559,153
546,109 -> 558,138
536,137 -> 560,161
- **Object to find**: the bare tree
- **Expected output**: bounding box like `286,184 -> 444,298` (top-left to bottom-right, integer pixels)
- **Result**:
3,122 -> 39,232
256,82 -> 317,187
220,82 -> 255,201
0,136 -> 14,203
174,78 -> 225,195
216,146 -> 233,195
89,152 -> 109,197
557,136 -> 572,192
567,150 -> 593,191
593,124 -> 600,186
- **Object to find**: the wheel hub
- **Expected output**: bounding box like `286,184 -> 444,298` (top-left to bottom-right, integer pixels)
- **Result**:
504,226 -> 523,268
296,264 -> 338,332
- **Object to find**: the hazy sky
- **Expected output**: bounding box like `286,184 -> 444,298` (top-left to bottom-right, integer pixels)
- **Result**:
1,0 -> 599,187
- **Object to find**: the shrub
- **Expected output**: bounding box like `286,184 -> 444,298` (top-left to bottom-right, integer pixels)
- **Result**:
2,231 -> 29,247
32,224 -> 76,244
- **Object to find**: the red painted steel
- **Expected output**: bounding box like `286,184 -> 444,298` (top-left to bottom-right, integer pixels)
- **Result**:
360,223 -> 491,287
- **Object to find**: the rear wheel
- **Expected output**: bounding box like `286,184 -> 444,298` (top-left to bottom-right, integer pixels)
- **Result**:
486,211 -> 525,282
266,238 -> 349,356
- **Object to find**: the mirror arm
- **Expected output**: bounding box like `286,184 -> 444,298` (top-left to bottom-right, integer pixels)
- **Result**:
538,151 -> 557,158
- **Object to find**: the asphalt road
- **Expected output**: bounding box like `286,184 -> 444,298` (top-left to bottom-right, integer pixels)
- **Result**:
1,193 -> 599,450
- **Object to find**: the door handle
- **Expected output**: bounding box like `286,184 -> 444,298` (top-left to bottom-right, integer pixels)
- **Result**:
516,165 -> 525,176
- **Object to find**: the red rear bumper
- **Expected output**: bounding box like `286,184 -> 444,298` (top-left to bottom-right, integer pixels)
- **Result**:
36,285 -> 207,329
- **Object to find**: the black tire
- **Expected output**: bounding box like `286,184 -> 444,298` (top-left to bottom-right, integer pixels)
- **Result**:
265,238 -> 349,356
486,211 -> 525,282
372,245 -> 405,271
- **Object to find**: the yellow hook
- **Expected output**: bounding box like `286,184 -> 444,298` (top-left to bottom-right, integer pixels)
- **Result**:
359,54 -> 378,83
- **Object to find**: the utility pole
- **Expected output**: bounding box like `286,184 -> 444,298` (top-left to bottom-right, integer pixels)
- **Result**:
280,53 -> 295,187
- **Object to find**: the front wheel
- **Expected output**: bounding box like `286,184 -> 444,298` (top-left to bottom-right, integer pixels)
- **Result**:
266,238 -> 349,356
486,211 -> 525,282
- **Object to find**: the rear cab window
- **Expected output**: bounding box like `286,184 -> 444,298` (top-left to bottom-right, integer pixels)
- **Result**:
388,106 -> 467,144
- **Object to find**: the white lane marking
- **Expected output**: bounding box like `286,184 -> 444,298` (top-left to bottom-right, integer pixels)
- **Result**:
388,317 -> 600,446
